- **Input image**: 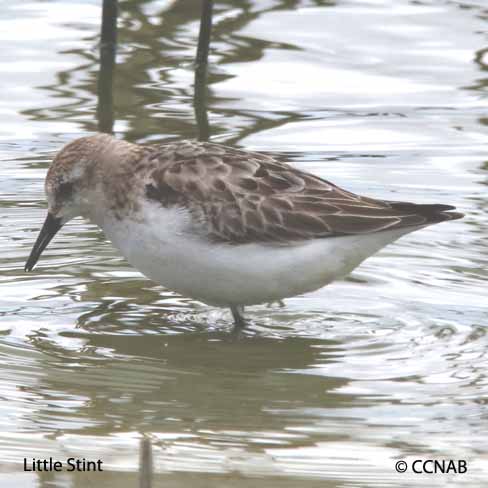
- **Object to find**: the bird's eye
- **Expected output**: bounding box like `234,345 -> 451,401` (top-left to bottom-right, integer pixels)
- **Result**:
58,182 -> 73,199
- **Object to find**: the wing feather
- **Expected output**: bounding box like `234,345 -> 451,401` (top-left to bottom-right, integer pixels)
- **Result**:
142,140 -> 462,244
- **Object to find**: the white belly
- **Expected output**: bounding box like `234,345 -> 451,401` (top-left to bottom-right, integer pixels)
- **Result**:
98,204 -> 417,307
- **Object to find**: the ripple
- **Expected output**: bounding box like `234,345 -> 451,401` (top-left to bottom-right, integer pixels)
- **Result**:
0,0 -> 487,485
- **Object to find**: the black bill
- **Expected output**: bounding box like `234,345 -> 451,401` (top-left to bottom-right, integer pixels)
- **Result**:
24,213 -> 63,272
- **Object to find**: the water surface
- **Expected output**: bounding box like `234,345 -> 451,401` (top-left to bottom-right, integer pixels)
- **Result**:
0,0 -> 487,486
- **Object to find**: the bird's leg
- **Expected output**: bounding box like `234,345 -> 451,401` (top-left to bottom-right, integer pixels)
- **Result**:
230,305 -> 246,328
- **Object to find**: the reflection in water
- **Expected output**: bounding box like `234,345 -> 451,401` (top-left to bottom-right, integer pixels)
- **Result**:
96,0 -> 215,140
2,0 -> 488,486
23,299 -> 345,438
194,0 -> 214,141
139,436 -> 153,488
22,0 -> 331,143
97,0 -> 118,133
470,47 -> 488,123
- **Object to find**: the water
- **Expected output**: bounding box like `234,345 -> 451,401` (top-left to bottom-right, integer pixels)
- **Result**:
0,0 -> 487,486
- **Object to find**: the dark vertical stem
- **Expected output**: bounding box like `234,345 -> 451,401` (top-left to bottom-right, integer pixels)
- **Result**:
97,0 -> 118,134
139,436 -> 153,488
194,0 -> 213,141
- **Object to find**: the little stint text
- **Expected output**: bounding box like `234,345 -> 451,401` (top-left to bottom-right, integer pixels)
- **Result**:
23,457 -> 103,472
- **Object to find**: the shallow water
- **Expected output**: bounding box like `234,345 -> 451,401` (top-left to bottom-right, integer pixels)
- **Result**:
1,0 -> 487,486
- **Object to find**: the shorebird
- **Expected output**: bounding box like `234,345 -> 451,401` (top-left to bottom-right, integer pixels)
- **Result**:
25,134 -> 463,327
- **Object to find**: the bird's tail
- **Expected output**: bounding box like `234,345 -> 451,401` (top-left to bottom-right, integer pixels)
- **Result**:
389,202 -> 464,225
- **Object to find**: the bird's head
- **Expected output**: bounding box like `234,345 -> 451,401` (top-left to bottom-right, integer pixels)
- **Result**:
25,133 -> 114,272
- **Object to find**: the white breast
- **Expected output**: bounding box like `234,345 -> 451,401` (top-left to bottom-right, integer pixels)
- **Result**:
97,202 -> 417,307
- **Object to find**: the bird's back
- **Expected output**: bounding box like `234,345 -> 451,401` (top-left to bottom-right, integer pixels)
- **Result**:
135,139 -> 463,245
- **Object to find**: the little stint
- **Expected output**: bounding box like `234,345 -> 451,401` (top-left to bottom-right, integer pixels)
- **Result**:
25,134 -> 463,326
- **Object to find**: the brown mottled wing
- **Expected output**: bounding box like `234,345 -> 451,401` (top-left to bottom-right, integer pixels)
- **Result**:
144,140 -> 462,244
